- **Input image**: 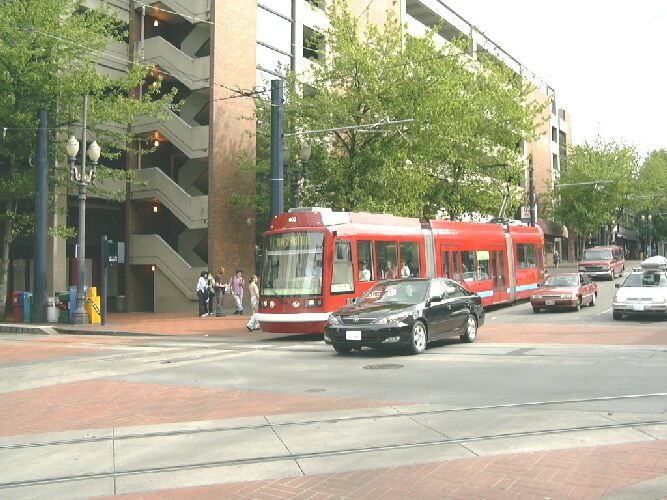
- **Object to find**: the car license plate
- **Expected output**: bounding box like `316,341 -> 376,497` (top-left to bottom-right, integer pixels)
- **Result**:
632,304 -> 645,311
346,330 -> 362,341
545,300 -> 555,306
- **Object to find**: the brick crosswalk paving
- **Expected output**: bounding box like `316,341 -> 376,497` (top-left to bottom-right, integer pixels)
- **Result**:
0,380 -> 407,436
104,440 -> 667,499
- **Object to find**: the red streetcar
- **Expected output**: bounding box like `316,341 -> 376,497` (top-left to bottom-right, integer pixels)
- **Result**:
256,208 -> 545,334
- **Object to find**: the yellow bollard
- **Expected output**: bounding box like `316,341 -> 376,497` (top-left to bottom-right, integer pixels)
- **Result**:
85,288 -> 101,324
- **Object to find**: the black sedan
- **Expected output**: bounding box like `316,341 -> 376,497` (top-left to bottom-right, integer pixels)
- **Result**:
324,278 -> 484,355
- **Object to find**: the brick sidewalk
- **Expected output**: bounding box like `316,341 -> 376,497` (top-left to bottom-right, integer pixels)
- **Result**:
106,440 -> 667,499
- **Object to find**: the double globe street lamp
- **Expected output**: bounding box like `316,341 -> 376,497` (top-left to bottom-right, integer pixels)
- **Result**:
640,214 -> 653,258
66,135 -> 101,324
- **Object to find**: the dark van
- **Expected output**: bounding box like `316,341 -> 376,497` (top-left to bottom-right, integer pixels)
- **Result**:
578,245 -> 625,280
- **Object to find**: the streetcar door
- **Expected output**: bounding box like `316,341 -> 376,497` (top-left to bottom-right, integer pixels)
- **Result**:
491,250 -> 508,303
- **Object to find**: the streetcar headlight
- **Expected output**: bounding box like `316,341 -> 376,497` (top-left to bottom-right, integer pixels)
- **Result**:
327,314 -> 341,325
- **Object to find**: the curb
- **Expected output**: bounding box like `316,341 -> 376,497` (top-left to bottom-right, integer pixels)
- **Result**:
0,324 -> 58,335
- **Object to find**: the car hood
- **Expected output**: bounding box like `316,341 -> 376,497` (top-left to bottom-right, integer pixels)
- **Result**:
615,287 -> 667,301
336,301 -> 416,318
534,286 -> 577,295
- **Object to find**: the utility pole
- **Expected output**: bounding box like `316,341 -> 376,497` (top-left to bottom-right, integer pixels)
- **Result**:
528,155 -> 536,227
270,79 -> 285,219
33,109 -> 48,323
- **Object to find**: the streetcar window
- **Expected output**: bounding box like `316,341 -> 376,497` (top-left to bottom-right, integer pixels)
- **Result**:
442,251 -> 452,278
461,251 -> 475,281
261,231 -> 324,297
517,243 -> 537,268
452,251 -> 463,283
376,241 -> 398,279
399,242 -> 421,277
331,240 -> 354,293
357,241 -> 374,281
477,251 -> 490,280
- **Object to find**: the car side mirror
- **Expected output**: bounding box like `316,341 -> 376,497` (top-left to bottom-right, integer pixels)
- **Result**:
428,295 -> 443,304
614,283 -> 621,288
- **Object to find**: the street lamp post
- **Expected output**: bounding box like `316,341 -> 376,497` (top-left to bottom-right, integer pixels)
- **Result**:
66,99 -> 101,324
640,214 -> 653,258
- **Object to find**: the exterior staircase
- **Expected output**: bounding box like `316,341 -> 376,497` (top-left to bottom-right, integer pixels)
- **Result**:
133,111 -> 208,159
129,234 -> 205,301
138,37 -> 210,90
131,167 -> 208,229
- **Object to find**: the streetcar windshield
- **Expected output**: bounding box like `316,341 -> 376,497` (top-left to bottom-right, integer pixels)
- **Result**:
261,231 -> 325,297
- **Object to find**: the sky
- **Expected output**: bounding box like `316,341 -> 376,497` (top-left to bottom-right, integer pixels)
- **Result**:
442,0 -> 667,159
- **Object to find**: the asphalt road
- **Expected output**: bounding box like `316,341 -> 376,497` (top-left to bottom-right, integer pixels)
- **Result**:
1,273 -> 665,498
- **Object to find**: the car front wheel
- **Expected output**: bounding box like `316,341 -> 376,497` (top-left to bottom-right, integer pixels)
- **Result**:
333,345 -> 351,355
574,298 -> 582,311
407,320 -> 427,354
460,314 -> 477,343
612,311 -> 623,320
610,269 -> 615,280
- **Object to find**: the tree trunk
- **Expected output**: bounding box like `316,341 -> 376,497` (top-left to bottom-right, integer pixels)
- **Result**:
0,198 -> 14,320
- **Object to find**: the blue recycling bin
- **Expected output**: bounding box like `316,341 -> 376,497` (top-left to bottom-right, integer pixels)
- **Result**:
69,286 -> 89,322
22,292 -> 33,323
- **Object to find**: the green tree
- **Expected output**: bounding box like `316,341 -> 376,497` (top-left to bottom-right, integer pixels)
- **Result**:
0,0 -> 176,318
247,0 -> 544,231
635,149 -> 667,248
551,140 -> 639,256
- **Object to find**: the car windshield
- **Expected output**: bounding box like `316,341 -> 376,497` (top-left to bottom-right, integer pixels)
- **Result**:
359,281 -> 429,305
621,271 -> 667,288
583,250 -> 613,260
544,275 -> 578,287
260,231 -> 325,297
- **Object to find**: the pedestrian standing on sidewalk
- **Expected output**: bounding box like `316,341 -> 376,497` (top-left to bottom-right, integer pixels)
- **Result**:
196,271 -> 208,317
553,250 -> 560,269
229,270 -> 245,315
214,267 -> 227,317
206,271 -> 215,316
246,275 -> 260,331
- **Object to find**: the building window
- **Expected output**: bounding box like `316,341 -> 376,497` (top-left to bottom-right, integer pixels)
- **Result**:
551,126 -> 557,142
552,153 -> 559,172
303,26 -> 324,62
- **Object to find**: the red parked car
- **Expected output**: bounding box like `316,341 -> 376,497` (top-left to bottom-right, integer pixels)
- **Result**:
530,273 -> 598,312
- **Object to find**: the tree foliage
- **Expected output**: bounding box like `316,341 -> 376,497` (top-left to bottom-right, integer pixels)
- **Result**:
0,0 -> 176,317
251,0 -> 545,231
551,140 -> 640,241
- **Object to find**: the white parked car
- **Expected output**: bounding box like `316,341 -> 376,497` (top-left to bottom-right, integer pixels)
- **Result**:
612,256 -> 667,320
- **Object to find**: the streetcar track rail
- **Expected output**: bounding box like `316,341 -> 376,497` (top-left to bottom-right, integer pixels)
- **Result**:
2,392 -> 665,451
1,418 -> 666,489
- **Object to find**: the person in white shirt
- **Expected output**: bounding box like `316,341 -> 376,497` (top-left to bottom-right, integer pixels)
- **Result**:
401,259 -> 411,278
359,261 -> 371,281
246,275 -> 261,331
196,271 -> 208,316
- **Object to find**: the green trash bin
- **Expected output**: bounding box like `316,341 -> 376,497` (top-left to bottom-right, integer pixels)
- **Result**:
22,292 -> 33,323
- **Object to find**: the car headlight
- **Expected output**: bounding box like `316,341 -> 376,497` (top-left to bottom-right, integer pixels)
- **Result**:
374,312 -> 411,325
327,315 -> 341,325
653,297 -> 667,303
532,294 -> 543,299
613,294 -> 625,303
